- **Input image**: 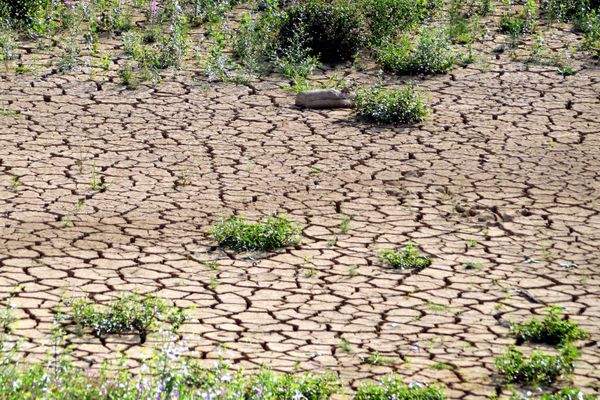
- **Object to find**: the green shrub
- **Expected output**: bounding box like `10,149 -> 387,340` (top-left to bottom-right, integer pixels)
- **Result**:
279,0 -> 367,62
542,0 -> 599,22
495,345 -> 577,386
0,27 -> 17,62
63,294 -> 186,343
511,306 -> 589,346
378,241 -> 432,270
212,214 -> 302,252
354,84 -> 429,125
361,0 -> 435,43
0,0 -> 50,22
538,388 -> 597,400
376,28 -> 456,75
355,375 -> 446,400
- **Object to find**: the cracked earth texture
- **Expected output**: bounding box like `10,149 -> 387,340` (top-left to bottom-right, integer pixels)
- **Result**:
1,27 -> 600,399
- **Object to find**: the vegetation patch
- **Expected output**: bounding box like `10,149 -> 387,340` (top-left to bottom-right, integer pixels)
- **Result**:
212,214 -> 302,252
62,293 -> 186,343
354,83 -> 429,125
376,28 -> 456,75
378,242 -> 432,270
511,306 -> 589,346
355,375 -> 446,400
495,345 -> 577,386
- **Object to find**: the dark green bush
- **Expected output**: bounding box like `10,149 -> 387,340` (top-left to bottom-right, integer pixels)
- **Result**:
0,0 -> 49,22
354,83 -> 429,124
376,28 -> 456,75
279,0 -> 367,62
361,0 -> 436,43
511,306 -> 589,346
541,0 -> 599,22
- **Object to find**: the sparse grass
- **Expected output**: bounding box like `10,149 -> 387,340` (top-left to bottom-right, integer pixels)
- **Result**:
378,242 -> 432,271
354,83 -> 429,125
495,345 -> 577,386
364,351 -> 393,366
339,339 -> 353,353
0,109 -> 21,117
61,294 -> 186,343
340,215 -> 351,233
511,306 -> 589,346
431,363 -> 454,371
211,214 -> 301,252
355,375 -> 446,400
89,161 -> 108,191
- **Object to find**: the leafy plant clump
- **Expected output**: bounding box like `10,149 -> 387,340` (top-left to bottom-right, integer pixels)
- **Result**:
278,0 -> 367,62
495,345 -> 577,386
355,375 -> 446,400
541,0 -> 599,22
537,388 -> 597,400
63,294 -> 186,343
378,242 -> 432,270
511,306 -> 589,346
361,0 -> 437,43
376,28 -> 456,75
354,84 -> 429,124
212,214 -> 302,252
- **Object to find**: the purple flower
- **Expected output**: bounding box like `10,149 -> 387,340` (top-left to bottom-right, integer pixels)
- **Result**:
151,0 -> 158,22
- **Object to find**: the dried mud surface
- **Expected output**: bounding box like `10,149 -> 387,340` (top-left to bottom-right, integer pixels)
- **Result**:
1,30 -> 599,399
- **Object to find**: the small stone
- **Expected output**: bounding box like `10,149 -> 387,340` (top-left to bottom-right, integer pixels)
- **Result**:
295,89 -> 354,109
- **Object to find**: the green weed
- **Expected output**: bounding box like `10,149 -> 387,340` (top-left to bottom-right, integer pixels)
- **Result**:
355,375 -> 446,400
495,345 -> 577,386
511,306 -> 589,346
354,83 -> 429,125
212,214 -> 301,252
62,293 -> 186,343
376,27 -> 456,75
378,242 -> 432,271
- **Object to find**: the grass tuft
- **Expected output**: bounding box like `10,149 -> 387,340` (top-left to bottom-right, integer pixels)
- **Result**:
356,375 -> 446,400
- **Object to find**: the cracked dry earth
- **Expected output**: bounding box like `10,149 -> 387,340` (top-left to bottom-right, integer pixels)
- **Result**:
1,44 -> 600,399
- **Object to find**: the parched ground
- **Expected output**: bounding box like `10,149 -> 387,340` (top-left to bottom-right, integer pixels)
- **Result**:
0,24 -> 599,399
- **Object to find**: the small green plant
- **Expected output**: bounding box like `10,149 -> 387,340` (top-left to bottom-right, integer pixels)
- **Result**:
201,261 -> 220,271
364,351 -> 393,366
355,375 -> 446,400
558,66 -> 576,76
495,345 -> 577,386
348,266 -> 358,277
89,161 -> 108,190
431,363 -> 454,371
57,43 -> 80,73
0,27 -> 17,62
209,274 -> 218,289
510,306 -> 589,346
9,174 -> 23,189
378,242 -> 432,271
376,28 -> 456,75
354,83 -> 429,125
64,293 -> 186,343
212,214 -> 301,252
120,62 -> 139,90
339,215 -> 351,234
15,65 -> 34,74
536,388 -> 597,400
339,339 -> 353,353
